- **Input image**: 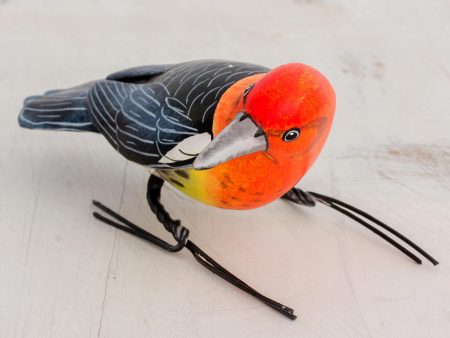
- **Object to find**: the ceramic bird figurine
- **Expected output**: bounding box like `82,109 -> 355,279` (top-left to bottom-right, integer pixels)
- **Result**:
18,60 -> 438,320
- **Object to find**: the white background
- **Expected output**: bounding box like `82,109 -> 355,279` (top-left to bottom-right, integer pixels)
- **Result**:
0,0 -> 449,337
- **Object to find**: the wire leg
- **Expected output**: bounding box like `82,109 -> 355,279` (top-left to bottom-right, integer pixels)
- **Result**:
282,187 -> 439,266
92,174 -> 297,320
93,201 -> 186,252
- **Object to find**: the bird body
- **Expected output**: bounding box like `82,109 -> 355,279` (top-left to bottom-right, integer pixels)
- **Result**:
19,60 -> 335,209
18,60 -> 438,320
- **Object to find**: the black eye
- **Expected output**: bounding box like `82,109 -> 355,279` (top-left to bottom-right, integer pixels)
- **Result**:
282,128 -> 301,142
243,83 -> 254,104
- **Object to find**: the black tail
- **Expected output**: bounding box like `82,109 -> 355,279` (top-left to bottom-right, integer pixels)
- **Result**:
18,83 -> 97,132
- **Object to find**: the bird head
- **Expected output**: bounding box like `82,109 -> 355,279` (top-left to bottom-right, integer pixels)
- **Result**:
193,63 -> 335,173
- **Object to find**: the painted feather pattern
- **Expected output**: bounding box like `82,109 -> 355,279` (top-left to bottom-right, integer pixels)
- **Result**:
19,60 -> 268,168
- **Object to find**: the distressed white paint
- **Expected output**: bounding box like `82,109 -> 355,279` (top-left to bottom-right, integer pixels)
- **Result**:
0,0 -> 449,337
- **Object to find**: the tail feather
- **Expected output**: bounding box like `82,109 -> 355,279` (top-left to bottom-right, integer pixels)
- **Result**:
18,83 -> 97,132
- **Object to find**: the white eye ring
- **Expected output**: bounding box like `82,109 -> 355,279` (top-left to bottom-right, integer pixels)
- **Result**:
282,128 -> 301,142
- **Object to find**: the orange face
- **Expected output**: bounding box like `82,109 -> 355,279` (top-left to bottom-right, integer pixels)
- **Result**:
161,63 -> 336,210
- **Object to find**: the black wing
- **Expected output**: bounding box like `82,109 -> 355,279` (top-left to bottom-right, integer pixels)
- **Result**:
116,83 -> 201,166
87,80 -> 201,168
88,61 -> 269,168
87,80 -> 136,149
156,61 -> 269,133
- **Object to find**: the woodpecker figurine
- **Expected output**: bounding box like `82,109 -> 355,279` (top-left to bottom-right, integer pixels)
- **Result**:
18,60 -> 438,320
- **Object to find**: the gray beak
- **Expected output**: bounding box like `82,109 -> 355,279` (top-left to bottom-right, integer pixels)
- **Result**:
193,112 -> 268,170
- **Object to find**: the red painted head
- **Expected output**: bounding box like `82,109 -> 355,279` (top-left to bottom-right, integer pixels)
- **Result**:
188,63 -> 336,209
245,63 -> 335,164
195,63 -> 335,174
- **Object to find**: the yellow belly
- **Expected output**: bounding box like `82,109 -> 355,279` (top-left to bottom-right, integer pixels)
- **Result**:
156,149 -> 305,210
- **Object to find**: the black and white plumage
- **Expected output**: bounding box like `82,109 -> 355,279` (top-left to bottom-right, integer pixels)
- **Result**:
19,60 -> 268,168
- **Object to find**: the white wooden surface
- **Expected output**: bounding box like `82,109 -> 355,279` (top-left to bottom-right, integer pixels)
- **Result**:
1,0 -> 449,337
